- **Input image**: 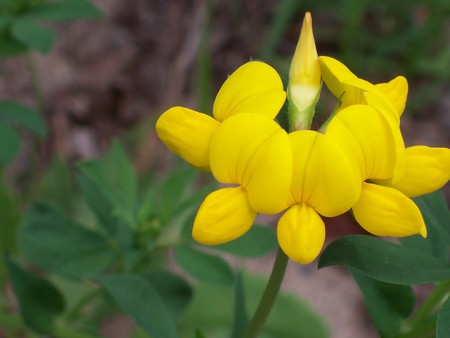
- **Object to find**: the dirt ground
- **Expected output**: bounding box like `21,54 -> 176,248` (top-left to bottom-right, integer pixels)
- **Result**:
0,1 -> 448,337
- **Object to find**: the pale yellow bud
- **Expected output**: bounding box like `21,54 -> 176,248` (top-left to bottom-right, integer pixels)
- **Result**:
288,12 -> 322,131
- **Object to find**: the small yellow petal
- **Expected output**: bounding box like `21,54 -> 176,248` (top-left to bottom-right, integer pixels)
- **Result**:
289,130 -> 360,216
352,182 -> 426,238
213,61 -> 286,122
379,146 -> 450,197
318,56 -> 361,105
156,107 -> 220,170
210,114 -> 292,214
192,187 -> 256,245
325,105 -> 398,181
277,203 -> 325,264
375,76 -> 408,117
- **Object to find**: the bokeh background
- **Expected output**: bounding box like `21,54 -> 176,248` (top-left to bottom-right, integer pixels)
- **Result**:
1,0 -> 449,337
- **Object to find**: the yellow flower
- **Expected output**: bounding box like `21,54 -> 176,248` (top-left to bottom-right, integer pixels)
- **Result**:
325,104 -> 450,239
287,12 -> 322,130
277,130 -> 360,264
155,61 -> 286,170
193,114 -> 293,244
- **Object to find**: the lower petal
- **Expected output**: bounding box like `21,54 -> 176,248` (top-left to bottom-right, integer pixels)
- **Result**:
156,107 -> 220,170
277,204 -> 325,264
192,187 -> 257,245
352,182 -> 426,238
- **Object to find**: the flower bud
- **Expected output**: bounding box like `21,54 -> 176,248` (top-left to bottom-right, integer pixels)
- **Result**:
287,12 -> 322,131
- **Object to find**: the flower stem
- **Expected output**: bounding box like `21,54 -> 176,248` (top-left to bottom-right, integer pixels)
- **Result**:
409,279 -> 450,327
243,247 -> 289,338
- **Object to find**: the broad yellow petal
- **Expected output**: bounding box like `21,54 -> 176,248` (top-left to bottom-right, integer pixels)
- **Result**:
210,114 -> 292,214
156,107 -> 220,170
277,203 -> 325,264
353,182 -> 427,237
325,105 -> 398,182
289,130 -> 360,216
213,61 -> 286,121
375,76 -> 408,117
192,187 -> 256,245
379,146 -> 450,197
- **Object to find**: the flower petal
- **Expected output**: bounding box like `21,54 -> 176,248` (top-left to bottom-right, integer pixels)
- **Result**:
375,76 -> 408,117
379,146 -> 450,197
210,114 -> 292,214
352,182 -> 426,237
192,187 -> 257,245
277,203 -> 325,264
325,105 -> 398,182
213,61 -> 286,121
289,130 -> 360,216
156,106 -> 220,170
318,56 -> 362,105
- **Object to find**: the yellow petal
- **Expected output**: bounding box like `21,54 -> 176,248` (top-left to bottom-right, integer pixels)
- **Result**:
210,114 -> 292,214
379,146 -> 450,197
375,76 -> 408,117
326,105 -> 400,182
156,106 -> 220,170
289,130 -> 360,216
213,61 -> 286,122
352,182 -> 426,237
318,56 -> 362,105
192,187 -> 256,245
277,203 -> 325,264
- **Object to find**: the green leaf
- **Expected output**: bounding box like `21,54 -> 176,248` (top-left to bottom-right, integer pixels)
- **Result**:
180,274 -> 329,338
0,118 -> 21,164
19,201 -> 115,279
211,224 -> 277,258
98,274 -> 180,338
6,259 -> 65,334
230,272 -> 248,338
414,190 -> 450,245
349,268 -> 415,338
400,190 -> 449,261
195,329 -> 208,338
158,165 -> 198,223
143,269 -> 193,321
0,100 -> 47,137
25,0 -> 103,21
174,245 -> 234,285
0,34 -> 28,58
318,235 -> 450,284
11,18 -> 56,53
76,142 -> 136,249
437,297 -> 450,338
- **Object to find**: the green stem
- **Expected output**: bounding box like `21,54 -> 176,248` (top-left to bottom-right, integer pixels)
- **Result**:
243,247 -> 289,338
398,317 -> 436,338
410,279 -> 450,327
25,52 -> 44,112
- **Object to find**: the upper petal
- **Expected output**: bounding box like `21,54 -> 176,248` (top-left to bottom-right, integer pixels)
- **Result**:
192,187 -> 257,245
277,203 -> 325,264
156,106 -> 220,170
375,76 -> 408,117
352,182 -> 427,238
325,105 -> 399,182
209,114 -> 292,214
318,56 -> 362,105
289,130 -> 360,217
213,61 -> 286,122
378,146 -> 450,197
